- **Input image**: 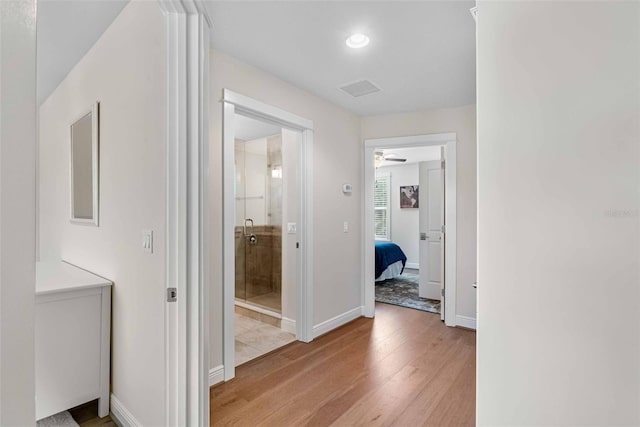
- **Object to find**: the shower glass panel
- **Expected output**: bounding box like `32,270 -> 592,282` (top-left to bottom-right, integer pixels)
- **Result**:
235,116 -> 282,313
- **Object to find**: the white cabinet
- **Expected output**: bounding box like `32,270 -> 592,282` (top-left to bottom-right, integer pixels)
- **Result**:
35,262 -> 112,420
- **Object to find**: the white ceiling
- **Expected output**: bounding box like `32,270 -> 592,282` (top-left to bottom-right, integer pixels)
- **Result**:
36,1 -> 476,116
36,0 -> 128,104
235,114 -> 281,141
379,146 -> 441,167
204,1 -> 476,116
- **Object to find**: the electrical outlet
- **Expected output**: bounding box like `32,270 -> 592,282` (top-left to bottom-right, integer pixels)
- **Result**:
343,221 -> 349,233
287,223 -> 297,234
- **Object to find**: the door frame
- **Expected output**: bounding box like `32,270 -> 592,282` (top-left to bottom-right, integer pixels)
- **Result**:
161,1 -> 211,425
0,0 -> 37,423
222,89 -> 314,381
14,0 -> 213,424
363,133 -> 457,326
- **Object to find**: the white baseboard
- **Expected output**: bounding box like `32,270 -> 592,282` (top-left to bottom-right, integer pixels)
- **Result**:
209,364 -> 225,387
313,306 -> 363,339
281,317 -> 296,334
456,315 -> 477,330
235,300 -> 282,319
405,262 -> 419,270
110,394 -> 141,427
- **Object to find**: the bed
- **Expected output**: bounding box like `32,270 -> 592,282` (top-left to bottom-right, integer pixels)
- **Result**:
375,241 -> 407,281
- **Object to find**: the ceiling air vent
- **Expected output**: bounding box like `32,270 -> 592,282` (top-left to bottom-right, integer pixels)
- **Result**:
339,79 -> 381,98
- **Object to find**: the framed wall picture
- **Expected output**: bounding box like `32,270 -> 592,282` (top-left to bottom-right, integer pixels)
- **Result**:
400,185 -> 419,208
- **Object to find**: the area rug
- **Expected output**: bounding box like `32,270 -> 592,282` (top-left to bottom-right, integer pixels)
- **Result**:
375,269 -> 441,314
36,411 -> 78,427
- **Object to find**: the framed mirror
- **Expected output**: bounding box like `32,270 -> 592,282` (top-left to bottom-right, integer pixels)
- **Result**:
70,102 -> 99,225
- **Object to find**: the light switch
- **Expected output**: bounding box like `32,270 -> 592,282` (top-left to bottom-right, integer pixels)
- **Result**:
142,230 -> 153,253
343,221 -> 349,233
287,223 -> 297,234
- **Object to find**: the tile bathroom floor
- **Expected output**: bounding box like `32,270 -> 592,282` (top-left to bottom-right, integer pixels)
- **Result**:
235,312 -> 295,366
245,292 -> 281,312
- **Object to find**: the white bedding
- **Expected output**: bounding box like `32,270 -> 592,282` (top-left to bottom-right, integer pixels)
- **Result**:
375,260 -> 404,282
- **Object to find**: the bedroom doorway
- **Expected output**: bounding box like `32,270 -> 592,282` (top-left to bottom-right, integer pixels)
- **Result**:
363,133 -> 457,326
222,90 -> 314,381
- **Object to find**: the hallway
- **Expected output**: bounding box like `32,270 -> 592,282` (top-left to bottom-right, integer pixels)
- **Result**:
211,302 -> 475,426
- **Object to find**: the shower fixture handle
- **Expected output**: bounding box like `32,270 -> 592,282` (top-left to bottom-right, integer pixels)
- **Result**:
244,218 -> 258,244
244,218 -> 254,237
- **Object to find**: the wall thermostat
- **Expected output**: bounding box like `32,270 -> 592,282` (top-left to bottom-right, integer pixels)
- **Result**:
342,184 -> 352,194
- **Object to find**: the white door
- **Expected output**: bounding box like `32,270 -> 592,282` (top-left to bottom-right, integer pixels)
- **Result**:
418,159 -> 443,302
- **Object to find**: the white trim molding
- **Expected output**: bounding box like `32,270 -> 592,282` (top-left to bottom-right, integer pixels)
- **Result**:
444,141 -> 457,327
69,101 -> 100,226
222,89 -> 314,131
222,89 -> 314,381
235,300 -> 282,319
159,1 -> 211,426
110,394 -> 141,427
363,133 -> 458,327
405,262 -> 419,270
208,365 -> 225,387
281,317 -> 297,335
298,128 -> 314,345
222,100 -> 235,381
312,306 -> 363,339
456,315 -> 477,330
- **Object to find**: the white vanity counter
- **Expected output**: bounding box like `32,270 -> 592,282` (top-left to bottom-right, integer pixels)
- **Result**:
35,261 -> 112,420
36,261 -> 111,295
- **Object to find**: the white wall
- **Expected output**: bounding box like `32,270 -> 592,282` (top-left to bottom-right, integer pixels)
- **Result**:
362,105 -> 477,321
0,0 -> 36,424
38,2 -> 166,425
376,163 -> 420,267
210,49 -> 362,368
235,137 -> 269,226
477,1 -> 640,425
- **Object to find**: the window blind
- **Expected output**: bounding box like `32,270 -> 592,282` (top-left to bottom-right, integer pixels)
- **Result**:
374,173 -> 390,240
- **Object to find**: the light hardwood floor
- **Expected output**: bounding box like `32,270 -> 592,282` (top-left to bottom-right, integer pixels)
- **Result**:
211,302 -> 476,426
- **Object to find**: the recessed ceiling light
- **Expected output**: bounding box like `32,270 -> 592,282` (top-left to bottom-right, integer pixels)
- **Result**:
346,33 -> 370,49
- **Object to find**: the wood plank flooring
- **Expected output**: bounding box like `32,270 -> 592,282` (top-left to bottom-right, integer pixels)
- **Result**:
68,400 -> 116,426
211,302 -> 476,426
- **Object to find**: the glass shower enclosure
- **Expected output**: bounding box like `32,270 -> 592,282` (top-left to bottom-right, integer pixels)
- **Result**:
234,128 -> 283,314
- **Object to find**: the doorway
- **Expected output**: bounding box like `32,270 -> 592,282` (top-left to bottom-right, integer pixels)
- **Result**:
372,147 -> 444,317
363,133 -> 457,326
222,90 -> 314,380
234,116 -> 284,316
232,115 -> 297,366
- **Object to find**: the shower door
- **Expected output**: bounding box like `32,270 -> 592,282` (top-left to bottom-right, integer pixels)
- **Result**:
235,133 -> 283,313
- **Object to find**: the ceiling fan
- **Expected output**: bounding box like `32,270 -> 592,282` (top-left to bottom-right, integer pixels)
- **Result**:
375,151 -> 407,167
